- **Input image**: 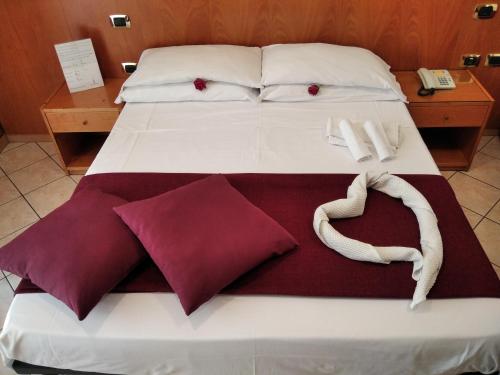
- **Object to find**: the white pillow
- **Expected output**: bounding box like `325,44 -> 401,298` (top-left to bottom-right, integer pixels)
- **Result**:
123,45 -> 262,89
260,84 -> 403,102
261,43 -> 406,100
116,82 -> 259,104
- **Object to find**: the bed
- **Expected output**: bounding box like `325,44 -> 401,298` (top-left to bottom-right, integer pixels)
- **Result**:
1,43 -> 500,375
1,98 -> 500,375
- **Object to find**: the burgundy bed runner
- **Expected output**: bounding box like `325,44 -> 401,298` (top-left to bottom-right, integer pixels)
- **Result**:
17,173 -> 500,299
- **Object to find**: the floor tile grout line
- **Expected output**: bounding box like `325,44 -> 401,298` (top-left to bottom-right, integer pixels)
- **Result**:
2,172 -> 42,221
0,194 -> 22,210
0,142 -> 25,155
477,148 -> 500,161
0,169 -> 22,206
0,145 -> 49,175
461,205 -> 482,218
468,197 -> 500,229
460,203 -> 492,220
25,174 -> 74,196
440,171 -> 456,180
477,136 -> 495,152
35,141 -> 60,159
8,155 -> 59,178
36,141 -> 58,158
23,196 -> 45,220
20,174 -> 76,219
10,142 -> 85,213
480,151 -> 500,161
5,274 -> 15,292
2,169 -> 32,204
473,216 -> 499,234
480,197 -> 500,223
0,154 -> 68,203
484,213 -> 500,226
49,153 -> 67,173
12,167 -> 67,196
473,216 -> 484,230
456,171 -> 500,191
0,222 -> 36,242
0,150 -> 75,240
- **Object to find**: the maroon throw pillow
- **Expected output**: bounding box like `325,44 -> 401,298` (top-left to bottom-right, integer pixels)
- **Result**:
114,174 -> 298,315
0,189 -> 145,320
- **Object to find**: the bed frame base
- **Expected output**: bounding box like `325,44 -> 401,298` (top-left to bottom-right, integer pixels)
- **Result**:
11,360 -> 500,375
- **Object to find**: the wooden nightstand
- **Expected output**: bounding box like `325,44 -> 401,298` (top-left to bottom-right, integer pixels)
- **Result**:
41,78 -> 124,174
394,70 -> 494,170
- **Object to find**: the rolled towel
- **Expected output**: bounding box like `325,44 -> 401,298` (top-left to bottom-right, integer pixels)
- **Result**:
363,120 -> 395,161
313,171 -> 443,309
326,117 -> 400,148
338,119 -> 372,162
326,117 -> 335,142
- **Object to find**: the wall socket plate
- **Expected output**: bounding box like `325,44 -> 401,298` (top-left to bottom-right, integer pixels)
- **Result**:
461,54 -> 481,67
110,14 -> 131,28
485,53 -> 500,66
121,62 -> 137,74
473,3 -> 498,18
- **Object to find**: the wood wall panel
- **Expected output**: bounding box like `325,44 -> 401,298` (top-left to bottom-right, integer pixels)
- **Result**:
0,0 -> 72,135
0,0 -> 498,136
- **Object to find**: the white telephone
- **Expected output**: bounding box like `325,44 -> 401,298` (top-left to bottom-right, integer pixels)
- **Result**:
417,68 -> 456,95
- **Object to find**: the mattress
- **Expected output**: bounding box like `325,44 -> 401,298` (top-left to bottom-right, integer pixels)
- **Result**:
1,101 -> 499,375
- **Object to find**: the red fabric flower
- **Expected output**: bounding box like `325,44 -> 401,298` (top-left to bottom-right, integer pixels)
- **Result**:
194,78 -> 207,91
308,84 -> 320,96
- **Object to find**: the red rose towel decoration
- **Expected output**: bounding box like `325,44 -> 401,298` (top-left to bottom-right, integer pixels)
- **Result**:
308,84 -> 320,96
193,78 -> 207,91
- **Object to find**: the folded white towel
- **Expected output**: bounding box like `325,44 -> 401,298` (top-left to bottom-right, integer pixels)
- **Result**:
363,120 -> 395,161
326,117 -> 400,149
337,119 -> 372,162
313,171 -> 443,309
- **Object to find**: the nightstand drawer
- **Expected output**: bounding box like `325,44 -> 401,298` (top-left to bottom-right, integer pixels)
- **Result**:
409,104 -> 489,128
46,111 -> 119,133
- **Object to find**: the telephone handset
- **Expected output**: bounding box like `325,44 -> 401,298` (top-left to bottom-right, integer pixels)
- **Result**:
417,68 -> 456,96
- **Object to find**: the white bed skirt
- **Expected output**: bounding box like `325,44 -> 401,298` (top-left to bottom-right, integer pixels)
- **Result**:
2,294 -> 500,375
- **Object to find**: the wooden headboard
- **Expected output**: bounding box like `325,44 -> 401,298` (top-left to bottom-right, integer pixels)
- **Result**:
0,0 -> 498,136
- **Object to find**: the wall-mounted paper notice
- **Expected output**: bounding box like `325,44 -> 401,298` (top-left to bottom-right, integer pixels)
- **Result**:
54,38 -> 104,93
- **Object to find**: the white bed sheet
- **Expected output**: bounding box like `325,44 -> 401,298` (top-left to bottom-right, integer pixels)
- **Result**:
87,101 -> 439,175
2,101 -> 499,375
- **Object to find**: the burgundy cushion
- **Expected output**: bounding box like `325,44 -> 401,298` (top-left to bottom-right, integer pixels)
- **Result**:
114,174 -> 298,314
0,189 -> 145,320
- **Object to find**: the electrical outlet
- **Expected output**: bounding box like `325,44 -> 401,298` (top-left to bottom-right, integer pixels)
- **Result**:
110,15 -> 131,28
461,54 -> 481,67
474,3 -> 498,18
485,53 -> 500,66
121,62 -> 137,74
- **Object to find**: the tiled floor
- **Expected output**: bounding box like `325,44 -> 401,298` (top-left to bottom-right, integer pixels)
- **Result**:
0,138 -> 499,357
437,136 -> 500,280
0,142 -> 80,335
